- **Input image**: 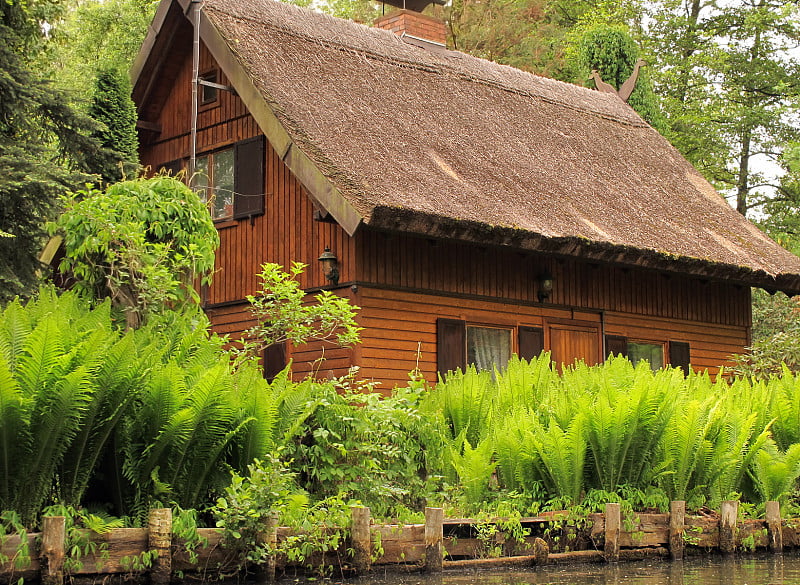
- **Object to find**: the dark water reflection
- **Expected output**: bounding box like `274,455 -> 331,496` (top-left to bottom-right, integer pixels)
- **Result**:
343,556 -> 800,585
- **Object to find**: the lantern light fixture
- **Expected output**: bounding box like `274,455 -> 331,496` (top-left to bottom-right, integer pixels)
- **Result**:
318,246 -> 339,285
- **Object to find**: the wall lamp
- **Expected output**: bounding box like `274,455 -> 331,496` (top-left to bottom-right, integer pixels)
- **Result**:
318,246 -> 340,285
537,272 -> 553,302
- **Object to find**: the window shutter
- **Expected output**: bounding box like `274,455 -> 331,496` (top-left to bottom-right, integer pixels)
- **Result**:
669,341 -> 691,374
263,342 -> 286,383
518,326 -> 544,361
437,318 -> 466,376
605,335 -> 628,358
234,135 -> 265,219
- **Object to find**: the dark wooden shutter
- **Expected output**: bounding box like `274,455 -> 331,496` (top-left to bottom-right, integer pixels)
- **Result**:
605,335 -> 628,358
518,326 -> 544,361
263,342 -> 287,382
669,341 -> 691,374
234,135 -> 265,219
437,318 -> 466,376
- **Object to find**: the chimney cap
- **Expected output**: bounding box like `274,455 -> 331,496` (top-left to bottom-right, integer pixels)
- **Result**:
381,0 -> 445,12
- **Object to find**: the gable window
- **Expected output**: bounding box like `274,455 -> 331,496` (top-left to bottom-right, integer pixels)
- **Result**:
199,70 -> 219,105
194,135 -> 266,222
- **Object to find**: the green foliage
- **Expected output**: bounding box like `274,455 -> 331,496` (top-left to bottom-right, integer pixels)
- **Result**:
212,457 -> 351,573
281,374 -> 443,519
244,262 -> 361,353
42,505 -> 122,573
0,0 -> 107,301
87,68 -> 139,183
570,23 -> 664,129
53,176 -> 219,328
0,286 -> 280,527
749,439 -> 800,505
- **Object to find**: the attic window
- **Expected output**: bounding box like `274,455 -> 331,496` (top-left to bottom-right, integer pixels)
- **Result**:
199,70 -> 219,105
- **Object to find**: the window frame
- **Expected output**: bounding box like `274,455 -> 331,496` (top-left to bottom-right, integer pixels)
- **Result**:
199,69 -> 220,107
466,323 -> 514,373
626,339 -> 667,371
195,146 -> 235,222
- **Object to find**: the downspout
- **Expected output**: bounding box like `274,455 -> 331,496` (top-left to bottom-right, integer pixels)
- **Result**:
189,0 -> 202,188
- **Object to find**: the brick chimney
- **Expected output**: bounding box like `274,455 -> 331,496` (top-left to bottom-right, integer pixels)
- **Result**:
375,9 -> 447,47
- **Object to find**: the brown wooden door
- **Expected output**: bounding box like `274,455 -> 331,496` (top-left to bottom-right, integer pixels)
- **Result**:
548,322 -> 601,369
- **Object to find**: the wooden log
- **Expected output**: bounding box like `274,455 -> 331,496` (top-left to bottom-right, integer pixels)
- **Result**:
719,500 -> 738,554
148,508 -> 172,585
669,500 -> 685,560
604,503 -> 620,562
41,516 -> 65,585
350,506 -> 371,575
532,537 -> 549,566
766,500 -> 783,553
424,507 -> 443,573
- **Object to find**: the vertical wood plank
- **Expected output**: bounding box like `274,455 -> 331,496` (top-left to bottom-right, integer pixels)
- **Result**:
351,506 -> 372,574
719,500 -> 738,554
424,507 -> 443,573
41,516 -> 65,585
766,500 -> 783,553
148,508 -> 172,585
604,503 -> 620,562
669,500 -> 685,560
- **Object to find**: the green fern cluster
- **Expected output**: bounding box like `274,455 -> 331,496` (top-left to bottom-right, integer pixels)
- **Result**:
426,355 -> 800,513
0,287 -> 283,527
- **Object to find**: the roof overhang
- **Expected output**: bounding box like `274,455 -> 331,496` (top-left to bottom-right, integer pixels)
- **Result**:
367,206 -> 800,295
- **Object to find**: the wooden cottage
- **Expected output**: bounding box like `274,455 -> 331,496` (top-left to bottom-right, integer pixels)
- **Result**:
132,0 -> 800,387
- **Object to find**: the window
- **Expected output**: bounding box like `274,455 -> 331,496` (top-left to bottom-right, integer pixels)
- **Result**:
467,326 -> 512,372
199,70 -> 219,105
437,319 -> 540,375
627,341 -> 664,371
605,335 -> 690,373
196,148 -> 235,220
193,135 -> 266,222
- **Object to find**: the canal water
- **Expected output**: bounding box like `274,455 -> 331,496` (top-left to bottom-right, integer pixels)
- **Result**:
341,556 -> 800,585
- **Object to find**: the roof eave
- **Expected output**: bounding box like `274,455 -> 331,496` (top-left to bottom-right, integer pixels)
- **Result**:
367,206 -> 800,295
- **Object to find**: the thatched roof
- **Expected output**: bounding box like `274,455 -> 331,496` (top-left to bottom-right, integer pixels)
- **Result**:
132,0 -> 800,294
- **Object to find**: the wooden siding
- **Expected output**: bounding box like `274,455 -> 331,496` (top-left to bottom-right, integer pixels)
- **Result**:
352,287 -> 749,389
355,229 -> 751,328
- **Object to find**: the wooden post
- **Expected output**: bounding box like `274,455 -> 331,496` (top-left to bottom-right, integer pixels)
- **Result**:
424,507 -> 443,573
719,500 -> 738,554
532,537 -> 549,566
41,516 -> 65,585
669,500 -> 686,560
148,508 -> 172,585
351,506 -> 372,574
256,511 -> 280,582
766,500 -> 783,553
604,503 -> 620,562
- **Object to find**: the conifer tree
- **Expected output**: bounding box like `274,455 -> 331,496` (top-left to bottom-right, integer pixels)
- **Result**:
88,67 -> 140,183
0,1 -> 105,301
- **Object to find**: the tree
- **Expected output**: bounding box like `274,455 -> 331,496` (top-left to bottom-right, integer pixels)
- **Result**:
0,0 -> 107,302
570,22 -> 665,129
52,176 -> 219,328
644,0 -> 800,216
87,67 -> 140,183
243,262 -> 362,355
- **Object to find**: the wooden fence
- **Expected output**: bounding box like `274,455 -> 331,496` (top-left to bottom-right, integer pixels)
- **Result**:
2,501 -> 797,583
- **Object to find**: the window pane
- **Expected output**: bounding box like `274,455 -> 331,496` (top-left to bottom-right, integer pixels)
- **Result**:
212,149 -> 234,220
195,156 -> 209,205
467,326 -> 512,372
628,342 -> 664,371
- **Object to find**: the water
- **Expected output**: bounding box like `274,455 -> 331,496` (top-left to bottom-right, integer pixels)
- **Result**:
345,556 -> 800,585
